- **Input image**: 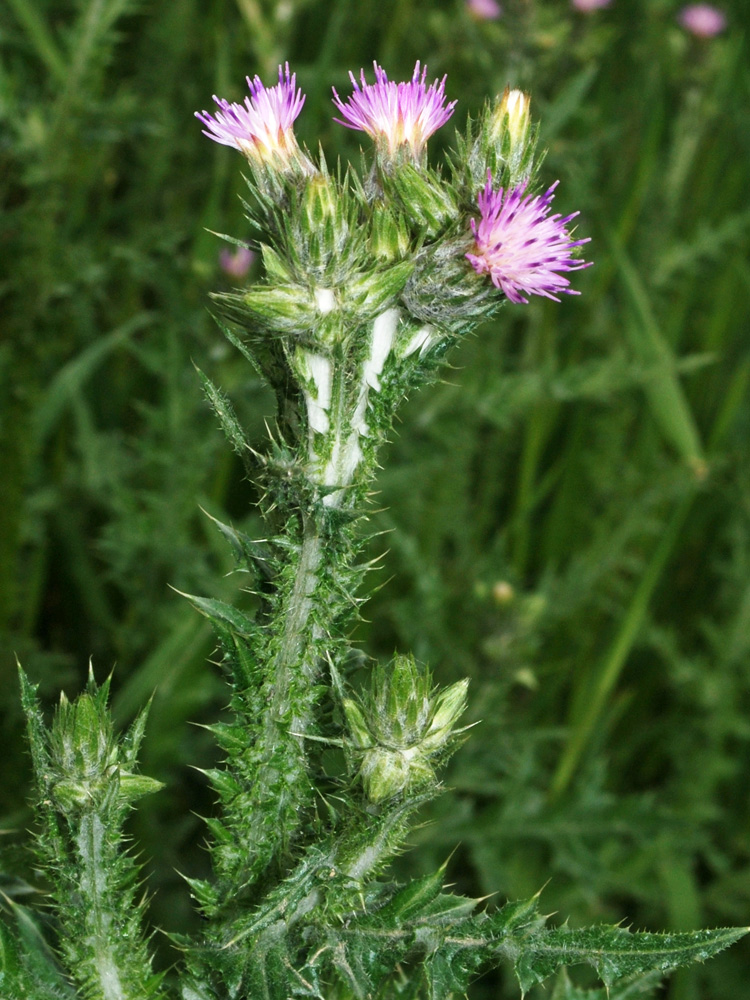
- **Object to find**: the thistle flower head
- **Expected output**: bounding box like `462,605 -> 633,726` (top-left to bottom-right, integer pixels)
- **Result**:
466,175 -> 591,304
196,63 -> 306,166
571,0 -> 612,10
678,4 -> 726,37
332,61 -> 456,158
220,246 -> 255,279
467,0 -> 503,19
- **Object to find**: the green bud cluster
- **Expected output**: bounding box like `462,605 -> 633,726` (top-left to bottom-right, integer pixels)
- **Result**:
48,687 -> 162,814
19,669 -> 165,1000
343,655 -> 469,802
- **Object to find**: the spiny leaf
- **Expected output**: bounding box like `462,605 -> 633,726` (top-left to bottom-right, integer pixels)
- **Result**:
0,905 -> 73,999
178,591 -> 257,638
195,364 -> 253,460
514,923 -> 749,994
200,509 -> 275,580
375,866 -> 446,923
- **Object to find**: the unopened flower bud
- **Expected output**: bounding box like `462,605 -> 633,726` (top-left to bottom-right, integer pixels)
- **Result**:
343,655 -> 469,803
342,698 -> 371,749
212,283 -> 317,336
118,771 -> 165,802
346,261 -> 413,321
54,692 -> 113,779
294,172 -> 360,281
48,686 -> 162,815
470,87 -> 537,190
495,87 -> 531,150
421,679 -> 469,750
360,748 -> 412,802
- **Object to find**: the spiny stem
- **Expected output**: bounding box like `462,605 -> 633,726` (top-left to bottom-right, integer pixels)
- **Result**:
267,513 -> 324,735
75,814 -> 129,1000
251,514 -> 326,861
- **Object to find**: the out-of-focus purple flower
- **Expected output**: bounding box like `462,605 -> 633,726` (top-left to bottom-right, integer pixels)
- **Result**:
196,64 -> 305,165
466,175 -> 591,304
678,4 -> 726,37
467,0 -> 503,20
220,246 -> 255,279
332,61 -> 456,157
571,0 -> 611,11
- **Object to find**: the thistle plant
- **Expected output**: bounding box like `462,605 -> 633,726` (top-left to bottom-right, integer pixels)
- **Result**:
5,61 -> 746,1000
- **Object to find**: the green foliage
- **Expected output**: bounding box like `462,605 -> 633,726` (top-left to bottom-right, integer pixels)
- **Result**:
550,969 -> 663,1000
2,1 -> 750,998
0,900 -> 75,1000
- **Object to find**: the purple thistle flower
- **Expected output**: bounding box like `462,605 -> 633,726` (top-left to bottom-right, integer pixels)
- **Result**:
571,0 -> 611,11
678,4 -> 726,37
466,176 -> 591,304
196,63 -> 305,164
466,0 -> 503,19
220,246 -> 255,279
332,61 -> 457,157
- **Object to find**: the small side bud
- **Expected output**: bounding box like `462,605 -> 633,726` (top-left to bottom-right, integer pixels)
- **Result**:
291,171 -> 361,283
118,771 -> 165,803
491,87 -> 531,153
342,698 -> 371,749
420,678 -> 469,752
360,748 -> 414,803
212,284 -> 318,337
469,88 -> 539,190
342,654 -> 470,803
346,260 -> 413,321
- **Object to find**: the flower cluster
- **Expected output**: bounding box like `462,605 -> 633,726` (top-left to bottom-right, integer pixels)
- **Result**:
197,62 -> 590,305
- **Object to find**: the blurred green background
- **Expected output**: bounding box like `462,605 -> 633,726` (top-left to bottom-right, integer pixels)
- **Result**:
2,0 -> 749,997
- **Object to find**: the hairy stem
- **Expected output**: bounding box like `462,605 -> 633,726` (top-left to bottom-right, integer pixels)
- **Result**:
267,513 -> 324,737
250,514 -> 327,867
74,813 -> 129,1000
